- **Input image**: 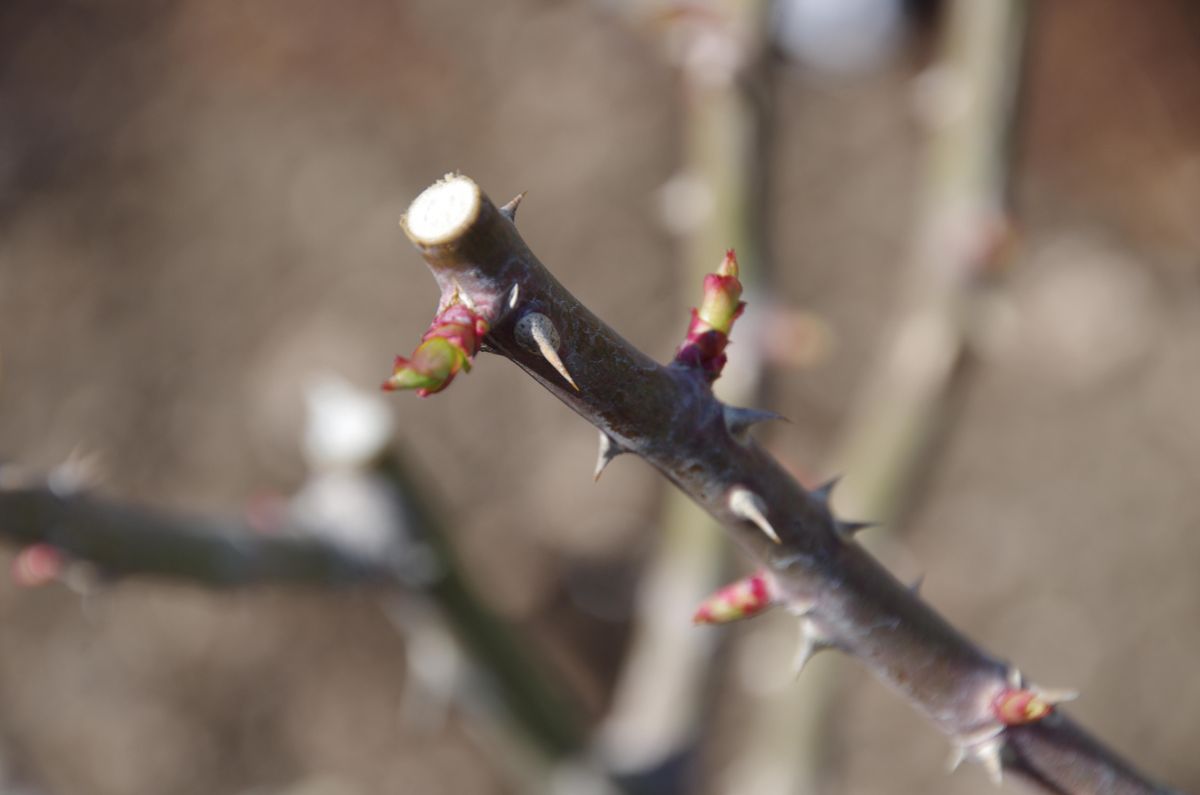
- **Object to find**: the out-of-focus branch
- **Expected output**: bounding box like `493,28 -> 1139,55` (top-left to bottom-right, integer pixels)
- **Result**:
729,2 -> 1031,792
595,2 -> 773,789
0,482 -> 397,586
830,0 -> 1027,516
388,172 -> 1176,794
0,380 -> 606,793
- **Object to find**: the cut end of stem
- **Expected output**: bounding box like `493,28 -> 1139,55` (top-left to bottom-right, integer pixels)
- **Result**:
402,173 -> 482,246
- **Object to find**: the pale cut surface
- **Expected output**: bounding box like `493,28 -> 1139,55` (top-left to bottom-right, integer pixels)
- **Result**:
403,173 -> 481,245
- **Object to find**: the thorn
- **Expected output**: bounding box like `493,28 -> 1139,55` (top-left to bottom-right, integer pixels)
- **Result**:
834,519 -> 876,539
515,312 -> 579,391
594,431 -> 624,481
728,486 -> 781,544
979,738 -> 1004,786
948,731 -> 1006,786
781,595 -> 817,617
909,574 -> 925,595
811,475 -> 841,504
722,405 -> 785,442
499,191 -> 527,222
792,617 -> 831,677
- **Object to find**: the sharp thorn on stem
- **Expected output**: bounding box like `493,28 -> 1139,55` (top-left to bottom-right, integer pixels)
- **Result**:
594,431 -> 624,481
909,574 -> 925,595
811,475 -> 841,505
728,486 -> 781,544
835,519 -> 876,539
499,191 -> 527,223
949,728 -> 1006,786
515,312 -> 579,391
722,405 -> 785,443
980,739 -> 1004,786
792,617 -> 831,677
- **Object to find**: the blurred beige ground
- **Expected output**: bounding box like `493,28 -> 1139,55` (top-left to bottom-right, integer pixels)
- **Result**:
1,2 -> 1198,794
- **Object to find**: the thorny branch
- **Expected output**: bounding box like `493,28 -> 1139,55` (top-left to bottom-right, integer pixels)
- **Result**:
389,173 -> 1178,795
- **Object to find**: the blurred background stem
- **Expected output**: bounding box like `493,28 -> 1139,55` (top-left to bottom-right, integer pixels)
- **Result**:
595,1 -> 774,791
722,2 -> 1029,793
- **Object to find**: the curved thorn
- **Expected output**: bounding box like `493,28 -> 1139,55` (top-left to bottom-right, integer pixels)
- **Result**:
728,486 -> 780,544
980,739 -> 1004,786
594,431 -> 624,481
835,519 -> 876,539
781,596 -> 816,617
946,744 -> 967,773
811,475 -> 841,504
949,729 -> 1006,784
499,191 -> 527,222
538,338 -> 579,390
909,574 -> 925,595
792,617 -> 831,677
516,313 -> 579,391
723,405 -> 786,442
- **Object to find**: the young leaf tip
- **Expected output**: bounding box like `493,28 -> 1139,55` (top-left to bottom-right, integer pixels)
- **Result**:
718,248 -> 739,278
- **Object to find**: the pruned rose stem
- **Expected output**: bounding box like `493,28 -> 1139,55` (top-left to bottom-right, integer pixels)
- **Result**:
392,173 -> 1175,795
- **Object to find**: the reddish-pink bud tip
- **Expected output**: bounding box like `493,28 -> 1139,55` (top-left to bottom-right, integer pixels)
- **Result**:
12,543 -> 64,588
992,688 -> 1055,725
674,249 -> 746,381
693,571 -> 774,624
